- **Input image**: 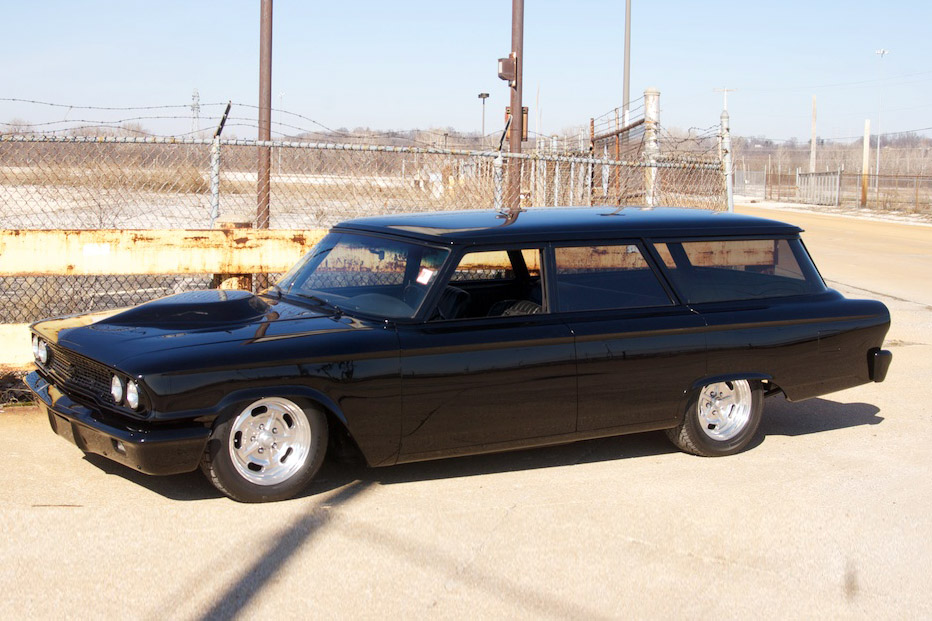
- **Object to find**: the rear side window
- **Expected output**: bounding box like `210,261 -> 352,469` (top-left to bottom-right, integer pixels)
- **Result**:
654,238 -> 826,303
554,244 -> 673,311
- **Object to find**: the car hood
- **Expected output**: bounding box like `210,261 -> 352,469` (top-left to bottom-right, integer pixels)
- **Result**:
32,290 -> 357,366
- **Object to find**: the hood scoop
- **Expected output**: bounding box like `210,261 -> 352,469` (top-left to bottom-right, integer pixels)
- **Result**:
98,290 -> 271,329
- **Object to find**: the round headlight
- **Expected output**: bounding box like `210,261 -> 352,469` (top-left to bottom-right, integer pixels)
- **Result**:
32,335 -> 39,360
37,340 -> 49,365
126,381 -> 140,410
110,375 -> 124,404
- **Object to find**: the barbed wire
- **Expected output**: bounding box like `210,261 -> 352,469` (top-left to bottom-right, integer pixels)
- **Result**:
0,97 -> 624,155
0,97 -> 229,111
0,98 -> 498,150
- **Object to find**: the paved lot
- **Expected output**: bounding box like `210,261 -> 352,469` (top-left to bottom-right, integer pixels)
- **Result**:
1,205 -> 930,618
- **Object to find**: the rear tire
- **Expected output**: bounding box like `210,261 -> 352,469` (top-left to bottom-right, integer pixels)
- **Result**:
201,397 -> 328,502
666,379 -> 762,457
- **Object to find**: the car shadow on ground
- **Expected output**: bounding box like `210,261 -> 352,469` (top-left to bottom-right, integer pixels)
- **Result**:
81,454 -> 224,501
752,394 -> 882,442
80,395 -> 883,502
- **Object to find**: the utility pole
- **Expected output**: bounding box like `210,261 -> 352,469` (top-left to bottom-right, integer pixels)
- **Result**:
257,0 -> 273,231
714,87 -> 735,112
809,95 -> 817,173
622,0 -> 631,124
874,48 -> 888,200
278,91 -> 284,173
256,0 -> 273,290
507,0 -> 525,211
861,119 -> 871,207
191,89 -> 200,134
714,88 -> 735,160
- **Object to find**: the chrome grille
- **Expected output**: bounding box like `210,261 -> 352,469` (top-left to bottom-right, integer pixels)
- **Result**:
47,343 -> 112,402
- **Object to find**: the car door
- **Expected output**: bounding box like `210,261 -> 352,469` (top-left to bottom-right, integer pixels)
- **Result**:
396,246 -> 577,460
553,242 -> 707,432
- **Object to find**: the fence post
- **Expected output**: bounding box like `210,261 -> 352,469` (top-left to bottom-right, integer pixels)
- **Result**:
643,88 -> 660,207
554,161 -> 561,206
493,153 -> 504,211
602,146 -> 610,198
721,109 -> 734,213
209,137 -> 221,227
836,167 -> 842,207
570,161 -> 576,204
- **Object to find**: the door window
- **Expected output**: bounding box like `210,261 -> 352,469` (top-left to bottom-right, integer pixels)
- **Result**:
434,248 -> 543,319
554,244 -> 673,311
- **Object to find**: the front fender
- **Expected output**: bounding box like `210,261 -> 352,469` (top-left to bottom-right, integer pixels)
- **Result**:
211,384 -> 347,429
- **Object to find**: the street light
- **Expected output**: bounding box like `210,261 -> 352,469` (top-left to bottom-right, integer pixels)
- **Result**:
478,92 -> 489,147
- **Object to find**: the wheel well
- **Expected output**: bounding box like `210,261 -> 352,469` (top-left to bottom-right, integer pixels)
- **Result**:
211,389 -> 366,464
302,400 -> 365,465
760,378 -> 784,398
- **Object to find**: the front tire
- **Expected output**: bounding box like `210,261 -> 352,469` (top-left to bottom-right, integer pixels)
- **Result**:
202,397 -> 328,502
666,379 -> 762,457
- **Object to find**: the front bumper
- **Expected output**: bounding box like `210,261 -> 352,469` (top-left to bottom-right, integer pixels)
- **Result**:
26,371 -> 210,476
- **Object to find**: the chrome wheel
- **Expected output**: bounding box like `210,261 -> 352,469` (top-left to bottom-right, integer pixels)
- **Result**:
696,380 -> 753,441
228,397 -> 312,486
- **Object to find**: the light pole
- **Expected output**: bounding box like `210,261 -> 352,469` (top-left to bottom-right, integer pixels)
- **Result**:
478,92 -> 489,147
875,48 -> 888,200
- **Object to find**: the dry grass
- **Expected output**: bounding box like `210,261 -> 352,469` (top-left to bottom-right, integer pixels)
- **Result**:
5,164 -> 209,194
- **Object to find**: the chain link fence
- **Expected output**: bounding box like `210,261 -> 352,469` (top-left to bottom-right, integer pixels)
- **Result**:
1,134 -> 725,323
733,166 -> 932,213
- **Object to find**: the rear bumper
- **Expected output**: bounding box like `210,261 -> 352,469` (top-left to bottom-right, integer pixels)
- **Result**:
868,348 -> 893,383
26,372 -> 210,475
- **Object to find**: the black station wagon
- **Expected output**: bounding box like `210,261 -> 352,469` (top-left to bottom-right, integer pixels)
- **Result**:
26,207 -> 892,502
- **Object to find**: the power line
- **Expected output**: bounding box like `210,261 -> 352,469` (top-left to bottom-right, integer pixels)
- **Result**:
739,69 -> 932,93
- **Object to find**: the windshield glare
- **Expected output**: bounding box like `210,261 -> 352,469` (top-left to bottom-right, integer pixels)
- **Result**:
278,232 -> 449,318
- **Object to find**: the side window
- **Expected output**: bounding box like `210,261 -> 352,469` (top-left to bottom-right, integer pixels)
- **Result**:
450,249 -> 540,282
433,248 -> 543,320
554,244 -> 672,311
654,238 -> 826,303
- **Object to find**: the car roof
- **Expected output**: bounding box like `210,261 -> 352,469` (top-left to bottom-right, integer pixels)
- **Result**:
333,207 -> 803,245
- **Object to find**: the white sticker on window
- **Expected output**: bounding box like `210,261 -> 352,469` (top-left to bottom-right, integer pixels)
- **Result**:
416,268 -> 435,285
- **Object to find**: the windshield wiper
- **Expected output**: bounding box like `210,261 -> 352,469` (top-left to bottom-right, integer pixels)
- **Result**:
291,292 -> 343,316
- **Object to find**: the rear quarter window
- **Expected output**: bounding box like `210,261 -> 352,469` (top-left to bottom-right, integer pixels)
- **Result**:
554,244 -> 673,311
654,238 -> 826,303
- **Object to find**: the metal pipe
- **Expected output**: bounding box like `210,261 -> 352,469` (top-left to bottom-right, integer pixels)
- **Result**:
722,110 -> 734,213
643,88 -> 660,207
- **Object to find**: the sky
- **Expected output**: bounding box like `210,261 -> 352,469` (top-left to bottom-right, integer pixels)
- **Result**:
2,0 -> 931,143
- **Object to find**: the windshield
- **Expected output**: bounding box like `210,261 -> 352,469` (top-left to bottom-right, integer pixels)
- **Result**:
277,232 -> 449,318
